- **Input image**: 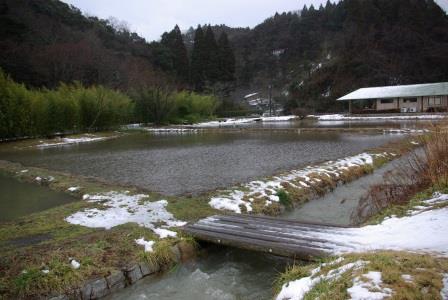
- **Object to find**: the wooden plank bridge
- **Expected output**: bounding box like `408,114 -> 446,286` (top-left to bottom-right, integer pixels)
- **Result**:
182,214 -> 355,260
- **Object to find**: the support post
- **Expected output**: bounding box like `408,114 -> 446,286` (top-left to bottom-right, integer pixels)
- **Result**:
349,100 -> 352,115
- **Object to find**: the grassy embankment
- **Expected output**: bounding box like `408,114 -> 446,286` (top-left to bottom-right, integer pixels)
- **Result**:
274,124 -> 448,299
0,159 -> 217,299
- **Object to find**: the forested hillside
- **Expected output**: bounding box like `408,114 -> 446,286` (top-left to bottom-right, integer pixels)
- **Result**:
199,0 -> 448,112
1,0 -> 447,114
0,0 -> 167,89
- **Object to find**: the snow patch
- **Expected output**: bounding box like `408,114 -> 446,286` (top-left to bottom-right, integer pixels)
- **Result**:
276,259 -> 367,300
70,259 -> 80,269
441,273 -> 448,300
154,228 -> 177,239
145,128 -> 202,134
135,238 -> 155,252
67,186 -> 80,192
66,192 -> 186,231
291,193 -> 448,256
191,115 -> 298,127
37,136 -> 110,148
348,271 -> 392,300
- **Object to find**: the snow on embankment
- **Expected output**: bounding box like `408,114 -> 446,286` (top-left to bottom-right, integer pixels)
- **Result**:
317,114 -> 446,121
37,135 -> 111,148
209,152 -> 393,213
276,258 -> 392,300
192,116 -> 298,127
66,191 -> 186,235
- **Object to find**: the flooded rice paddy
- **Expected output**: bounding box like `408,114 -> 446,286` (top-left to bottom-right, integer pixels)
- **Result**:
0,173 -> 75,221
0,131 -> 403,196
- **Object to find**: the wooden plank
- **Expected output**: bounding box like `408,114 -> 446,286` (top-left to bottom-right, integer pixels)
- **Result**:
186,223 -> 337,251
188,222 -> 354,249
226,213 -> 353,228
202,215 -> 351,235
182,214 -> 353,259
184,227 -> 328,259
212,214 -> 347,230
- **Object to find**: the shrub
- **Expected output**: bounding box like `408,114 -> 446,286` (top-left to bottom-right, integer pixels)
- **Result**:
277,189 -> 292,208
0,69 -> 133,139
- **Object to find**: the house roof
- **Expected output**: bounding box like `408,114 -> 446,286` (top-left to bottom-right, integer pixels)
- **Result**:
337,82 -> 448,101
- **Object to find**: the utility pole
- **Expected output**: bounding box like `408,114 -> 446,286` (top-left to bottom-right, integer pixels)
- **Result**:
268,84 -> 272,116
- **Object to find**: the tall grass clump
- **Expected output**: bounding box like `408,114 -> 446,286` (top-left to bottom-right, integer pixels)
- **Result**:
356,123 -> 448,222
0,69 -> 133,139
421,125 -> 448,188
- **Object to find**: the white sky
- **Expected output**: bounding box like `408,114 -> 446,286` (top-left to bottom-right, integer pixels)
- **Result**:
62,0 -> 448,42
61,0 -> 333,41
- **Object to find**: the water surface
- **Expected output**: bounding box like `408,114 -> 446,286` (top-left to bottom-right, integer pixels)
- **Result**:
106,247 -> 288,300
0,132 -> 402,195
0,174 -> 75,221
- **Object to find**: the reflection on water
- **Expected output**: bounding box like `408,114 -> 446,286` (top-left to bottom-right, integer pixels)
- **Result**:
106,247 -> 288,300
0,132 -> 402,196
216,118 -> 432,129
0,174 -> 75,221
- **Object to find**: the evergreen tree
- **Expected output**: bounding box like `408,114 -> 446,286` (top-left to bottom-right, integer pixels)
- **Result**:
217,32 -> 235,82
190,25 -> 206,91
160,25 -> 189,82
203,25 -> 219,83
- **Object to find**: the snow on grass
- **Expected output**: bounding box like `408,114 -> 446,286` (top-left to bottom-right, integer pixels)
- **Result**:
36,136 -> 110,148
191,116 -> 298,127
261,115 -> 298,122
347,271 -> 392,300
276,259 -> 367,300
294,193 -> 448,256
70,259 -> 80,269
383,129 -> 429,134
67,186 -> 80,192
318,114 -> 446,121
441,273 -> 448,300
145,128 -> 202,134
401,274 -> 413,282
65,191 -> 186,232
209,152 -> 388,213
192,117 -> 261,127
154,228 -> 177,238
135,238 -> 155,252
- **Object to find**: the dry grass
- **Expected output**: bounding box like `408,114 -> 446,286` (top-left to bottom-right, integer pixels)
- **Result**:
274,251 -> 448,300
361,123 -> 448,223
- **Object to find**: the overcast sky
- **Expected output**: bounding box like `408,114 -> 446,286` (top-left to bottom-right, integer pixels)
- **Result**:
62,0 -> 448,42
61,0 -> 335,41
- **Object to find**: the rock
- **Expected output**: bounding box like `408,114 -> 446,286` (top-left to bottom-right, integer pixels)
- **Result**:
79,282 -> 92,300
170,245 -> 181,263
177,241 -> 196,262
139,261 -> 159,277
124,264 -> 143,284
90,278 -> 109,299
105,271 -> 126,292
48,295 -> 69,300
